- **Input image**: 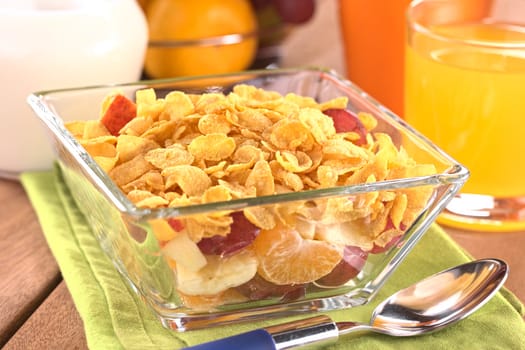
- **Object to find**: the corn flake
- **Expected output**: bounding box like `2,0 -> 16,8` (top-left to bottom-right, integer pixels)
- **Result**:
188,133 -> 236,161
245,160 -> 275,196
117,134 -> 159,163
145,145 -> 194,168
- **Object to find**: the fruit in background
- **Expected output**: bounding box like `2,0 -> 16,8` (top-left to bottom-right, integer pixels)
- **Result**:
249,0 -> 315,47
250,0 -> 315,24
248,0 -> 315,68
136,0 -> 150,14
252,0 -> 285,47
144,0 -> 258,78
271,0 -> 316,24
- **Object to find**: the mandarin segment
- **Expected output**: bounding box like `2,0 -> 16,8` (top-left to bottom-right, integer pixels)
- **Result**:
179,289 -> 248,311
253,226 -> 343,285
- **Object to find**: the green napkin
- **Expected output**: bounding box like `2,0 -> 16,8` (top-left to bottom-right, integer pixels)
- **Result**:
21,169 -> 525,350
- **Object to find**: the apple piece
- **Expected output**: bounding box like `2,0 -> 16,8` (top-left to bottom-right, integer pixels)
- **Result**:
100,94 -> 137,136
168,218 -> 184,232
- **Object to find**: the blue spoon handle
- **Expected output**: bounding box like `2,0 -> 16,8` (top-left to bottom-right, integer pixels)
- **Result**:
184,315 -> 339,350
184,329 -> 276,350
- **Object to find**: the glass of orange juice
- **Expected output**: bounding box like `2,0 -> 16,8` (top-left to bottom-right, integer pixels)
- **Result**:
404,0 -> 525,232
338,0 -> 412,116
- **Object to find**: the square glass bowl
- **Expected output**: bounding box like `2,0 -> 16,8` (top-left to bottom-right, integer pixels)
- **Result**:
27,67 -> 468,331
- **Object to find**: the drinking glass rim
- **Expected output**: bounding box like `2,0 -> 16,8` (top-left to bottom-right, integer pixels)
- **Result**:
406,0 -> 525,50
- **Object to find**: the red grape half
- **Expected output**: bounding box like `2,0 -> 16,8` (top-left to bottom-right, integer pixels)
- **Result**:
323,108 -> 367,145
197,211 -> 260,257
315,245 -> 368,287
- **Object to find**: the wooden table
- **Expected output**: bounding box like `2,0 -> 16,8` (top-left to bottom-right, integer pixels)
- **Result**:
1,1 -> 524,348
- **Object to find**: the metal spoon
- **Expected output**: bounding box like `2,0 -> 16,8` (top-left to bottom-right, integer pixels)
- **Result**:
185,258 -> 508,350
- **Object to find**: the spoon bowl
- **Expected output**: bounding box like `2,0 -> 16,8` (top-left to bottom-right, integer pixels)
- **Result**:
338,258 -> 508,337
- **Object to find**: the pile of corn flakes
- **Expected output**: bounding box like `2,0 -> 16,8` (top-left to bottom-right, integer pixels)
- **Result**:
66,84 -> 436,302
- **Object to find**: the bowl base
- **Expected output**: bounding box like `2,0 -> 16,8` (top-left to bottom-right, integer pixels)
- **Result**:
154,291 -> 372,332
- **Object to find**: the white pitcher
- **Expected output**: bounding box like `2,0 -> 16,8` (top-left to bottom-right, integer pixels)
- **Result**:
0,0 -> 148,178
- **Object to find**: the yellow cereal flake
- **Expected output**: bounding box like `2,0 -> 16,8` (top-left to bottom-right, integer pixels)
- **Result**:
198,113 -> 232,135
245,160 -> 275,196
357,112 -> 378,131
120,116 -> 154,136
282,172 -> 304,192
80,137 -> 117,158
109,154 -> 153,186
202,185 -> 233,203
269,120 -> 310,150
65,121 -> 87,138
244,206 -> 276,230
317,165 -> 338,188
298,108 -> 336,144
164,91 -> 194,119
284,93 -> 319,109
162,165 -> 211,196
141,120 -> 178,144
117,134 -> 159,163
136,88 -> 165,120
122,171 -> 164,193
319,96 -> 348,110
275,150 -> 312,173
233,109 -> 273,132
93,156 -> 118,173
83,120 -> 111,139
188,133 -> 236,161
144,145 -> 194,169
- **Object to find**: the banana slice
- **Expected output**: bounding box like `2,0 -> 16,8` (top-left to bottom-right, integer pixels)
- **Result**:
176,249 -> 257,296
161,231 -> 207,272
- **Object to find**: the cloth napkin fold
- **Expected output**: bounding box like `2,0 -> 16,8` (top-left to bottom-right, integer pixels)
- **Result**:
21,168 -> 525,350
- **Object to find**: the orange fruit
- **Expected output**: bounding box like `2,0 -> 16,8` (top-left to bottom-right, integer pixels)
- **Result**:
144,0 -> 258,78
253,225 -> 343,285
136,0 -> 150,14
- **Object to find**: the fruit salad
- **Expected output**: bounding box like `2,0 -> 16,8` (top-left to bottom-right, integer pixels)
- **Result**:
66,84 -> 436,309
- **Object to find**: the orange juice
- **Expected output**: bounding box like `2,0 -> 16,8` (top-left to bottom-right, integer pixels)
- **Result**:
338,0 -> 411,116
405,21 -> 525,229
406,22 -> 525,197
